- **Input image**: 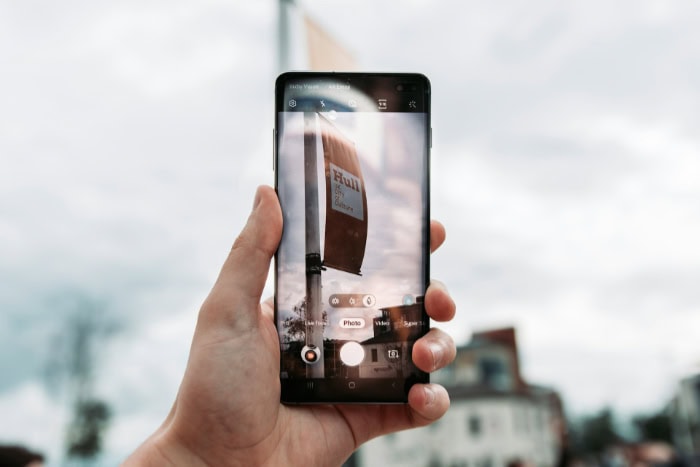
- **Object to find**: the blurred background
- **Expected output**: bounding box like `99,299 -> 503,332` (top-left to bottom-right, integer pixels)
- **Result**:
1,0 -> 699,465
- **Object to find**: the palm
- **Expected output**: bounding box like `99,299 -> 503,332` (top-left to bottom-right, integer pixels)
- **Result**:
177,299 -> 436,466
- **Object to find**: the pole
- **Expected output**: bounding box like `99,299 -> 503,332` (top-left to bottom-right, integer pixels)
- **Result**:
304,112 -> 324,378
278,0 -> 291,73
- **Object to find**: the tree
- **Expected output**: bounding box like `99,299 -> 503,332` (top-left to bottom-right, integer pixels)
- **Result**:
571,407 -> 622,456
65,399 -> 111,459
281,299 -> 307,343
44,293 -> 119,465
281,298 -> 327,343
633,411 -> 673,443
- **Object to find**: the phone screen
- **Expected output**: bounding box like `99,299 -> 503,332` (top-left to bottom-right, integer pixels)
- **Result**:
274,73 -> 430,403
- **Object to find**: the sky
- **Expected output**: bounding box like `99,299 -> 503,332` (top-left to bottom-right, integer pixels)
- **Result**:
0,0 -> 699,464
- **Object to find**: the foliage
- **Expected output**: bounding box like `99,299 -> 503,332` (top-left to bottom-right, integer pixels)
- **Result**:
281,298 -> 327,343
66,399 -> 112,459
633,411 -> 673,443
570,407 -> 622,456
43,293 -> 118,462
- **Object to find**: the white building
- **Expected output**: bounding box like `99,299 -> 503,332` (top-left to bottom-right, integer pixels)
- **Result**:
670,372 -> 700,460
350,327 -> 566,467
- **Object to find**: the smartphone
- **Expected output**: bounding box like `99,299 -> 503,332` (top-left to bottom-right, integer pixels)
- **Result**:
274,72 -> 431,403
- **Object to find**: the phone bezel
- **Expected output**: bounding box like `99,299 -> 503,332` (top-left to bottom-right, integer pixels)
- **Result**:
274,72 -> 431,404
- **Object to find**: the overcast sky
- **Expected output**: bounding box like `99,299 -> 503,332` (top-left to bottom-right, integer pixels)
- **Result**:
1,0 -> 699,464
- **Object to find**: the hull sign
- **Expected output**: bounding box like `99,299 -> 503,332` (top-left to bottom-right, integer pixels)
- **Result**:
330,162 -> 364,221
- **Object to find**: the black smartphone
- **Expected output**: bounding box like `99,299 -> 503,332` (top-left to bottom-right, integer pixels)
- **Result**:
274,72 -> 431,403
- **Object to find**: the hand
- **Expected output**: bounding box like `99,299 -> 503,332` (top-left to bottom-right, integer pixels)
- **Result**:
124,185 -> 457,467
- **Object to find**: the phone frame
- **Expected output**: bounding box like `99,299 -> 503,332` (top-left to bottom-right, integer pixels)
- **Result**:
274,72 -> 431,404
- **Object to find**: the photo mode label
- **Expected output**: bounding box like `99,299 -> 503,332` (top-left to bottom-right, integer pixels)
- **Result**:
339,318 -> 365,329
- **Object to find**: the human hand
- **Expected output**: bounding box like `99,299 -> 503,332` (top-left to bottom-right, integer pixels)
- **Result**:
124,185 -> 456,467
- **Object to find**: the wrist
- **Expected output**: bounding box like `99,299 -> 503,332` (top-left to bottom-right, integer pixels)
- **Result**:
122,429 -> 208,467
122,424 -> 283,467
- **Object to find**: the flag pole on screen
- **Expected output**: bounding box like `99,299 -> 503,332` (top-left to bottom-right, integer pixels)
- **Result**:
304,112 -> 325,378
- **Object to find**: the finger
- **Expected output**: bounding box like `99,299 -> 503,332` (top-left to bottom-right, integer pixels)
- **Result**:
261,296 -> 274,321
412,328 -> 456,373
406,383 -> 451,426
424,279 -> 456,322
332,383 -> 450,444
430,220 -> 446,253
201,186 -> 283,330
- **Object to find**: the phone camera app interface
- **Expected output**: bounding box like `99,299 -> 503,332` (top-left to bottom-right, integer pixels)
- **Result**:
276,74 -> 429,402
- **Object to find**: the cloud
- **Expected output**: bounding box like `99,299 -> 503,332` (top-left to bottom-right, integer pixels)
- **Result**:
1,0 -> 699,463
0,383 -> 67,461
0,1 -> 276,461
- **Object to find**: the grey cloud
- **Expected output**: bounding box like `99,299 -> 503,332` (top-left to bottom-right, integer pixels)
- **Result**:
2,0 -> 700,462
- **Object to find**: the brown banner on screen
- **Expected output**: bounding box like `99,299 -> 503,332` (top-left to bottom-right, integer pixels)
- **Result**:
319,114 -> 368,275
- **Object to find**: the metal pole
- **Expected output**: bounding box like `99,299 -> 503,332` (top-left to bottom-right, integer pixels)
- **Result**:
304,112 -> 324,378
278,0 -> 292,73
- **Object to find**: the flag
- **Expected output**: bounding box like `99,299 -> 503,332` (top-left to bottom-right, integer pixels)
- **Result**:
319,114 -> 368,275
304,14 -> 356,71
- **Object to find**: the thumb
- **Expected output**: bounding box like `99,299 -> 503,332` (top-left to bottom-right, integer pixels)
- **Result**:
202,186 -> 282,331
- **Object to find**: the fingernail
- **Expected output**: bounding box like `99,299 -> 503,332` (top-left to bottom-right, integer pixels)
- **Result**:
424,386 -> 436,405
430,279 -> 449,294
430,343 -> 442,371
252,187 -> 263,210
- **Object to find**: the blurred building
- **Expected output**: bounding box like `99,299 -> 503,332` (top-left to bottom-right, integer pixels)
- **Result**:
669,372 -> 700,462
351,327 -> 566,467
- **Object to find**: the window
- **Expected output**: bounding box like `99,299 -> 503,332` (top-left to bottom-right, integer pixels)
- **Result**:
479,357 -> 511,390
468,414 -> 482,436
371,348 -> 378,362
